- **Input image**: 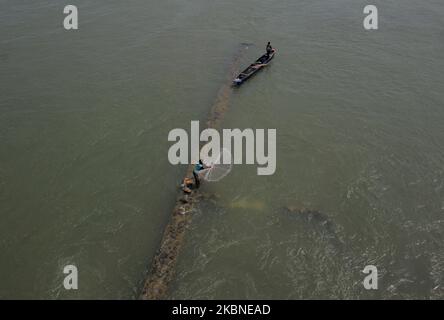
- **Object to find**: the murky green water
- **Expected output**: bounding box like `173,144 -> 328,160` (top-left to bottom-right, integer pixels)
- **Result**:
1,0 -> 443,299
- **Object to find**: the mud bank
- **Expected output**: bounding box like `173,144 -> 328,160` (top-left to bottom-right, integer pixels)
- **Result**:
140,45 -> 249,299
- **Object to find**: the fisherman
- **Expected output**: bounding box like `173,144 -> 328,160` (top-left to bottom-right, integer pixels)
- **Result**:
266,42 -> 273,57
193,159 -> 209,188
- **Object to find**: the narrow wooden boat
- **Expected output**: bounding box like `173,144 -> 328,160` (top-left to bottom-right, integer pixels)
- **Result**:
233,49 -> 275,85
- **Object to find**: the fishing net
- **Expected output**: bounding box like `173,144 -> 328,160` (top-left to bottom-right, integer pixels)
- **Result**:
199,148 -> 232,182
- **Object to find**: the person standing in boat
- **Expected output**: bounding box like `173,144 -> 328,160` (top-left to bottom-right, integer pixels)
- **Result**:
266,42 -> 273,57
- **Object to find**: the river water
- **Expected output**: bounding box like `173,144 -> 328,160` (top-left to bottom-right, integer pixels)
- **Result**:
1,0 -> 443,299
